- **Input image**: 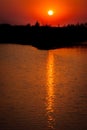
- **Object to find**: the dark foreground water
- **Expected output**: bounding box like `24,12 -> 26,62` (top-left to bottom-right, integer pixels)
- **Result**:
0,44 -> 87,130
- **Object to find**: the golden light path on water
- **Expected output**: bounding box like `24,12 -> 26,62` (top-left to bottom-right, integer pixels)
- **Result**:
46,51 -> 55,129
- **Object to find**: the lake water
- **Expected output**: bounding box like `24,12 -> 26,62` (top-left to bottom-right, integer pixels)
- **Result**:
0,44 -> 87,130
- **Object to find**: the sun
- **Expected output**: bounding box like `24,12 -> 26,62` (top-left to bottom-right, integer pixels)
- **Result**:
48,10 -> 54,16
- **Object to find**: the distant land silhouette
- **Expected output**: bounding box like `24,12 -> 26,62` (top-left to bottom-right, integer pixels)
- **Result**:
0,22 -> 87,49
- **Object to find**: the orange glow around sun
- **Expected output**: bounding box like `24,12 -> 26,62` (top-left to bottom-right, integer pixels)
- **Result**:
0,0 -> 87,26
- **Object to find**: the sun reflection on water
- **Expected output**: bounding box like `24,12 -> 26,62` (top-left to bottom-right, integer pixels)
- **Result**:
46,51 -> 55,129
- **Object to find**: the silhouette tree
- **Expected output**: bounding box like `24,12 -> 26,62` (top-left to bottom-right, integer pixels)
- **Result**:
34,21 -> 40,27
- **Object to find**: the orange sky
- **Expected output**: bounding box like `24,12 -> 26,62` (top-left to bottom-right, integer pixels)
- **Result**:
0,0 -> 87,26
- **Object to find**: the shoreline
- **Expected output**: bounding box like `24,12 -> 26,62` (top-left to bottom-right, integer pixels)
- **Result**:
0,23 -> 87,50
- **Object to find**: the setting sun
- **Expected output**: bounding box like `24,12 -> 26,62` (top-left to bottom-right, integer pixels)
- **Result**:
48,10 -> 54,16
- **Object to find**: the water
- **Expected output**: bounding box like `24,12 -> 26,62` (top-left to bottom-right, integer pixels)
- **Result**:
0,44 -> 87,130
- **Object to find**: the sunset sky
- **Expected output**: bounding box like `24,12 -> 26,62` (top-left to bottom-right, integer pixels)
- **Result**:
0,0 -> 87,26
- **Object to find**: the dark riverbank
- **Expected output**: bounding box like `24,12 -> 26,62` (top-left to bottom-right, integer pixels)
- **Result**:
0,23 -> 87,49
